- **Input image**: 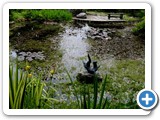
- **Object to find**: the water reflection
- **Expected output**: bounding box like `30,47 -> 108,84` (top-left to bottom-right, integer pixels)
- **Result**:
59,25 -> 91,74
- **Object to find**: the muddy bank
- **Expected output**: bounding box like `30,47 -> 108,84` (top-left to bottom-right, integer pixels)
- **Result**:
87,26 -> 144,60
10,22 -> 62,51
9,22 -> 63,77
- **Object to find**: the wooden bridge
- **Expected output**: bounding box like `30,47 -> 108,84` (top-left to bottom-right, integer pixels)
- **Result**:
73,15 -> 127,28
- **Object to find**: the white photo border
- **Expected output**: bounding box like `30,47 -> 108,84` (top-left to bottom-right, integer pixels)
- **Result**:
3,3 -> 151,115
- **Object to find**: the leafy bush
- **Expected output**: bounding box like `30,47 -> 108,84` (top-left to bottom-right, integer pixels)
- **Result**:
9,10 -> 27,21
10,9 -> 72,22
132,17 -> 145,38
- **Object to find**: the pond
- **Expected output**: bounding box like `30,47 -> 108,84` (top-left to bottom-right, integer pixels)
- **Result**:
9,21 -> 145,108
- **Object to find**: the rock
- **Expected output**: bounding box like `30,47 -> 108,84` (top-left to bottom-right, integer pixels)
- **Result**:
93,32 -> 99,36
107,32 -> 113,37
18,56 -> 25,61
94,36 -> 104,40
111,31 -> 116,34
27,52 -> 32,56
18,52 -> 27,56
91,36 -> 95,39
103,32 -> 108,37
92,31 -> 98,36
76,73 -> 102,84
76,12 -> 87,19
128,37 -> 132,39
108,37 -> 112,40
98,29 -> 103,33
26,57 -> 33,61
69,9 -> 85,16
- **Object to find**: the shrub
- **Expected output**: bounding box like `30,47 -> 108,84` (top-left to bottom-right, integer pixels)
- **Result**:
132,17 -> 145,38
10,9 -> 72,22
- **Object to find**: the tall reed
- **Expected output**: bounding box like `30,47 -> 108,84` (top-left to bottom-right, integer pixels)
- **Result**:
9,62 -> 58,109
66,69 -> 108,109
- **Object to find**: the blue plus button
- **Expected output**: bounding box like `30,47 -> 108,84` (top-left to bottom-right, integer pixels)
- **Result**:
137,89 -> 158,110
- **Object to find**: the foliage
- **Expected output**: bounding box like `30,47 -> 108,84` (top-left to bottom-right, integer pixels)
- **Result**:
129,9 -> 145,18
66,68 -> 109,109
9,61 -> 58,109
9,61 -> 27,109
10,9 -> 72,22
9,10 -> 27,21
123,15 -> 139,22
9,59 -> 144,109
87,9 -> 144,17
130,9 -> 145,38
132,17 -> 145,38
57,59 -> 144,109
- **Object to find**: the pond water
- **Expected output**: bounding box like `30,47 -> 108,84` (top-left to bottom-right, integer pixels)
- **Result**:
10,23 -> 116,81
59,25 -> 90,75
10,22 -> 144,83
49,24 -> 117,83
9,21 -> 145,107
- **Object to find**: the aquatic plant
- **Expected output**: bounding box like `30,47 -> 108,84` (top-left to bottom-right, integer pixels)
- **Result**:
66,68 -> 108,109
9,61 -> 58,109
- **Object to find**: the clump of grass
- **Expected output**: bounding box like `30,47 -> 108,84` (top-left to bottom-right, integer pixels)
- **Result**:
80,75 -> 108,109
9,61 -> 27,109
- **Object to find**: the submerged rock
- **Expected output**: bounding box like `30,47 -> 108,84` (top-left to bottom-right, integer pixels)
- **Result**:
16,51 -> 46,61
86,27 -> 110,40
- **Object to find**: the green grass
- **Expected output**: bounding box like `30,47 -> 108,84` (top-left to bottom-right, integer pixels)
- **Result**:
10,9 -> 72,22
105,59 -> 144,108
58,59 -> 144,109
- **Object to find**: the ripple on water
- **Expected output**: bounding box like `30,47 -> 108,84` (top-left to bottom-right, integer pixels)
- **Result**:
59,25 -> 91,74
